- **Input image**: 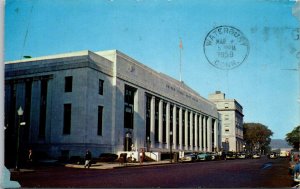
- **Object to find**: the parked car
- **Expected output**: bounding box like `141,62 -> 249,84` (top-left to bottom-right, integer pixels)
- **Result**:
236,152 -> 246,159
268,152 -> 278,159
181,152 -> 197,162
208,152 -> 219,160
245,153 -> 253,159
225,151 -> 236,160
280,150 -> 288,158
252,153 -> 261,159
197,152 -> 212,161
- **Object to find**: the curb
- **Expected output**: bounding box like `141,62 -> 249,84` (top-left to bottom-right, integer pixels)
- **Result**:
64,161 -> 176,170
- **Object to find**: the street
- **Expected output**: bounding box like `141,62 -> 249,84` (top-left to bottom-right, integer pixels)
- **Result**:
11,157 -> 293,188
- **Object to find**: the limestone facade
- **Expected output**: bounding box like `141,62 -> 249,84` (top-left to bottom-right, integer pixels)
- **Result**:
5,50 -> 221,161
208,91 -> 244,152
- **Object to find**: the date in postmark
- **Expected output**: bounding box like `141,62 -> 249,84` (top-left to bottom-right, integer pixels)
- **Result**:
203,26 -> 250,70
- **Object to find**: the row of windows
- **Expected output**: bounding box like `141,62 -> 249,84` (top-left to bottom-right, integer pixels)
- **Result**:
65,76 -> 104,95
63,104 -> 103,136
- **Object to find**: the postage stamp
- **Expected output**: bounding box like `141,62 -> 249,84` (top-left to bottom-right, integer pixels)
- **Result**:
203,26 -> 250,70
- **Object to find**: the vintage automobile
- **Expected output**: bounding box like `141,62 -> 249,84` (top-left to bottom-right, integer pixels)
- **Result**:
197,152 -> 212,161
225,151 -> 236,160
268,152 -> 278,159
208,152 -> 220,160
280,150 -> 289,158
180,152 -> 197,162
252,153 -> 261,159
236,152 -> 246,159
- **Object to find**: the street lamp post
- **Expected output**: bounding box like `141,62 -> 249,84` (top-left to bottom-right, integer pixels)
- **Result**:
170,131 -> 173,163
15,106 -> 24,171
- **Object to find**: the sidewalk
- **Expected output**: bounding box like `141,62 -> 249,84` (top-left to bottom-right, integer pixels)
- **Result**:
9,168 -> 36,173
65,160 -> 174,169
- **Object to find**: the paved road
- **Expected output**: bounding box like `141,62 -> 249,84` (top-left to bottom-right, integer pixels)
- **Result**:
11,157 -> 293,188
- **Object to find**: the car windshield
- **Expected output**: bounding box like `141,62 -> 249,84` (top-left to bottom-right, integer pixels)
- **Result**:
185,153 -> 194,156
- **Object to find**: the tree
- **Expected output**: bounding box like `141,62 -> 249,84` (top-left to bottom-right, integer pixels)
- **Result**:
285,125 -> 300,150
243,123 -> 273,154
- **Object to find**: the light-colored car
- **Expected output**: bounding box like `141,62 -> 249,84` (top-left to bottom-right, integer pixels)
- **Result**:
252,153 -> 261,159
197,152 -> 212,161
268,153 -> 278,159
237,152 -> 246,159
280,151 -> 288,158
181,152 -> 197,162
208,152 -> 219,160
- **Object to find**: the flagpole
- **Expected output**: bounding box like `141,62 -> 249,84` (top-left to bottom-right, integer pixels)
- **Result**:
179,38 -> 182,82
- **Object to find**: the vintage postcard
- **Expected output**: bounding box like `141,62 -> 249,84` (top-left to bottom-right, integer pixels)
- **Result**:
2,0 -> 300,188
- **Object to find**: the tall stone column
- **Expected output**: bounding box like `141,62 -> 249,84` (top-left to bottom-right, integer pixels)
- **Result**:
189,112 -> 193,151
207,117 -> 212,152
199,114 -> 202,151
184,110 -> 188,150
30,80 -> 41,141
166,102 -> 170,149
172,104 -> 177,149
158,100 -> 163,148
194,114 -> 198,151
16,82 -> 26,118
150,96 -> 155,148
179,107 -> 183,150
214,119 -> 218,151
203,116 -> 207,152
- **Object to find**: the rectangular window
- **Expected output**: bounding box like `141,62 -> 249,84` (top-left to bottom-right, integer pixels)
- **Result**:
99,79 -> 104,95
176,107 -> 180,145
25,80 -> 32,140
187,112 -> 190,146
154,98 -> 159,142
124,85 -> 136,129
170,105 -> 173,144
98,106 -> 103,135
162,102 -> 166,143
145,94 -> 151,138
182,109 -> 185,146
63,104 -> 72,134
65,76 -> 73,92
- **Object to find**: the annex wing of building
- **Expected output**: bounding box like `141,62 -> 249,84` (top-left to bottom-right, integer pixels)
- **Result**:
5,50 -> 220,161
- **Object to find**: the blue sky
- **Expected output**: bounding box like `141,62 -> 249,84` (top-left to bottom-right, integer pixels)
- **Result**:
5,0 -> 299,139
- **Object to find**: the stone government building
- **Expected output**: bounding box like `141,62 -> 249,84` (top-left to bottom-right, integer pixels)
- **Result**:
209,91 -> 244,153
5,49 -> 223,164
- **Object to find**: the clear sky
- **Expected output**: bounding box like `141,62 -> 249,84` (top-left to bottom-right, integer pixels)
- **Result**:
5,0 -> 300,139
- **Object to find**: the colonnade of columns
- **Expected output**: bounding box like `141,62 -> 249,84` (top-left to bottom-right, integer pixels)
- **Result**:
148,96 -> 219,152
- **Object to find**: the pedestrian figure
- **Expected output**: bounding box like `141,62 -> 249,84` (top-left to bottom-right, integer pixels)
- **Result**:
139,148 -> 145,165
294,159 -> 300,188
84,150 -> 92,169
27,149 -> 33,168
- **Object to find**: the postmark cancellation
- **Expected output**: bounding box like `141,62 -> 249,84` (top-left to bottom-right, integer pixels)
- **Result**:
203,26 -> 250,70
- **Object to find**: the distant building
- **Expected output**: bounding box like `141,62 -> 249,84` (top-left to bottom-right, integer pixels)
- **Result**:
5,50 -> 221,165
208,91 -> 244,152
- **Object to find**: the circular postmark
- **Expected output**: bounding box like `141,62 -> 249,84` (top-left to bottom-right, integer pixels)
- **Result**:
203,26 -> 250,70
